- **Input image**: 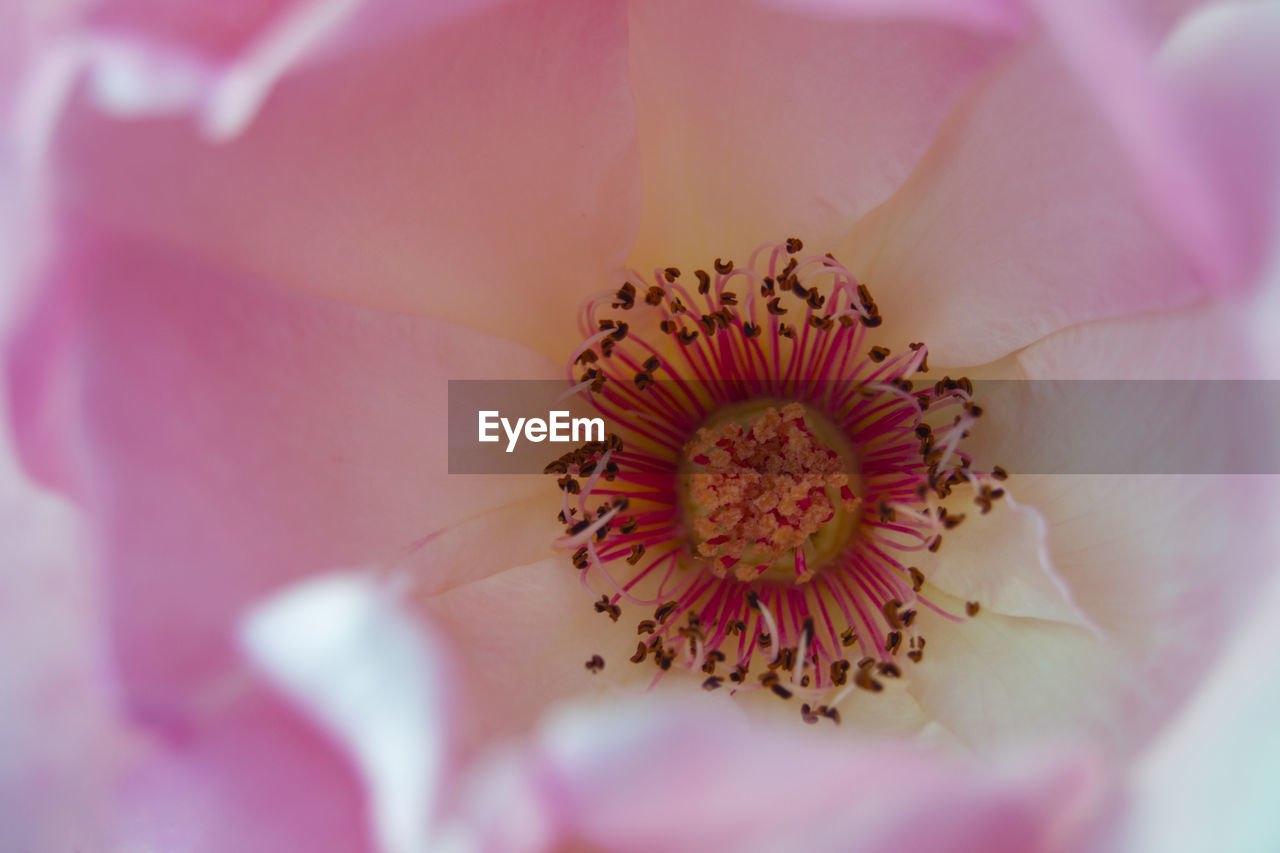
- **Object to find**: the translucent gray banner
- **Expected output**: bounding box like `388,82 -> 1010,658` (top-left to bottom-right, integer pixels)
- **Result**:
447,380 -> 1280,475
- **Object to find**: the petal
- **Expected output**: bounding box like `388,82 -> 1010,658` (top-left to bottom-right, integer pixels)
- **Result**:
241,571 -> 446,853
485,697 -> 1107,853
624,0 -> 1015,271
415,557 -> 646,750
937,306 -> 1280,750
1156,0 -> 1280,288
0,427 -> 118,849
748,0 -> 1026,35
32,0 -> 638,358
1127,567 -> 1280,853
838,11 -> 1224,365
923,490 -> 1097,629
905,596 -> 1117,750
116,685 -> 374,853
5,217 -> 557,717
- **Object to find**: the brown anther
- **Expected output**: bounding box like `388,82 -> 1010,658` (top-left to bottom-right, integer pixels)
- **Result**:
883,599 -> 903,630
654,601 -> 679,623
663,267 -> 681,282
702,676 -> 723,691
786,237 -> 804,253
908,342 -> 929,372
677,328 -> 700,345
571,546 -> 590,570
886,631 -> 902,654
908,566 -> 926,591
630,642 -> 648,664
966,601 -> 981,617
613,282 -> 637,310
637,619 -> 656,635
801,703 -> 820,724
635,372 -> 654,391
645,286 -> 664,306
877,662 -> 902,678
714,258 -> 734,274
992,466 -> 1009,481
855,666 -> 883,693
585,655 -> 605,673
695,269 -> 711,294
840,627 -> 858,647
626,544 -> 646,565
720,291 -> 738,306
643,355 -> 661,372
868,346 -> 891,363
767,297 -> 787,316
594,595 -> 621,622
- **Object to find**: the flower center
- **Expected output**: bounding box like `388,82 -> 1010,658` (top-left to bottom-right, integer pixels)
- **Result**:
682,401 -> 860,584
548,238 -> 1006,723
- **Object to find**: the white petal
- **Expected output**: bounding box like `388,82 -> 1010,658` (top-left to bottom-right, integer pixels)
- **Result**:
240,572 -> 444,853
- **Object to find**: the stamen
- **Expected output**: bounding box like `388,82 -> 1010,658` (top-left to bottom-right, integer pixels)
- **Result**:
547,238 -> 1001,710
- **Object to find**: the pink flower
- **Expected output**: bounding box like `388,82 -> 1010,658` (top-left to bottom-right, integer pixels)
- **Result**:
3,0 -> 1280,849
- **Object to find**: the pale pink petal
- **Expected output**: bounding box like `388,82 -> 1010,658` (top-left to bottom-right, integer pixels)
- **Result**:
1025,0 -> 1241,286
5,217 -> 557,718
624,0 -> 1014,271
922,490 -> 1096,629
241,572 -> 447,853
460,698 -> 1106,853
30,0 -> 637,358
906,599 -> 1118,750
837,15 -> 1226,365
1127,562 -> 1280,853
0,421 -> 117,850
1156,1 -> 1280,287
415,557 -> 647,752
937,306 -> 1280,751
116,685 -> 374,853
748,0 -> 1026,34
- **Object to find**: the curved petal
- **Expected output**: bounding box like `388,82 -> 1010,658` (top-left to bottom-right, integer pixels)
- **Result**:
459,697 -> 1107,853
4,216 -> 559,718
748,0 -> 1026,35
837,13 -> 1225,366
905,596 -> 1118,751
624,0 -> 1015,271
415,556 -> 648,752
1156,0 -> 1280,289
116,685 -> 374,853
1127,564 -> 1280,853
241,571 -> 447,853
0,429 -> 117,850
936,305 -> 1280,751
30,0 -> 638,359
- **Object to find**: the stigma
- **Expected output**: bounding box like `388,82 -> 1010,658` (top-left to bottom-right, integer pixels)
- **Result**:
548,238 -> 1004,720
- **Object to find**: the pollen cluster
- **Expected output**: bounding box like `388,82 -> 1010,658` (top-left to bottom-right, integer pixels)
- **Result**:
685,402 -> 859,582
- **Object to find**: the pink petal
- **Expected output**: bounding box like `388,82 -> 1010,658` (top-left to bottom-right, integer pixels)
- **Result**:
416,556 -> 648,752
0,424 -> 117,850
906,600 -> 1118,750
1156,1 -> 1280,288
624,0 -> 1014,271
5,217 -> 558,719
748,0 -> 1026,34
942,305 -> 1280,751
474,698 -> 1106,853
838,11 -> 1230,365
31,0 -> 638,358
241,572 -> 448,853
116,685 -> 374,853
1127,565 -> 1280,852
